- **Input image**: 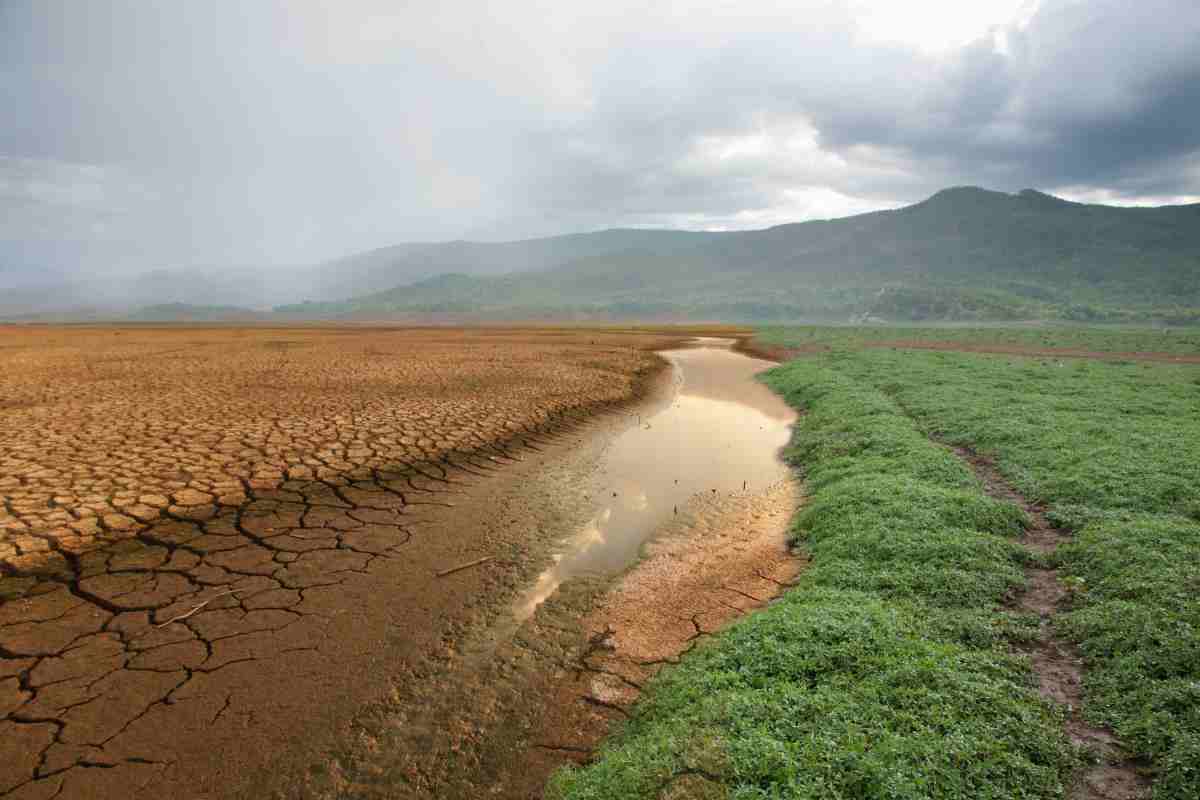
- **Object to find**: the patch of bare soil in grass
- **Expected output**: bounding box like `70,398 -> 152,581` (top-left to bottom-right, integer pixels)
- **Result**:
951,446 -> 1151,800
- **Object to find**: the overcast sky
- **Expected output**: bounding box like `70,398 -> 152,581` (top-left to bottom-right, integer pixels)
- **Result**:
2,0 -> 1199,279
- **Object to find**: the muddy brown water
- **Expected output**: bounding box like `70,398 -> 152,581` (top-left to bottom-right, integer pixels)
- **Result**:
516,338 -> 794,619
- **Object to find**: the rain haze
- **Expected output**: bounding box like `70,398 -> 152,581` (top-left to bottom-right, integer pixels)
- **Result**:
2,0 -> 1199,308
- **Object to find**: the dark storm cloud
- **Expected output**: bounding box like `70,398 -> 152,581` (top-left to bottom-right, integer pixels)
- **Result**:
799,0 -> 1200,195
516,0 -> 1200,221
1,0 -> 1198,283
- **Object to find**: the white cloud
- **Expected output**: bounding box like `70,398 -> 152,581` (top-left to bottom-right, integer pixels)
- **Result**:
851,0 -> 1040,52
1054,186 -> 1200,207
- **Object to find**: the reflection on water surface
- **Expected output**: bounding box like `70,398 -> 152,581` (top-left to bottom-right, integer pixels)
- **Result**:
516,339 -> 795,619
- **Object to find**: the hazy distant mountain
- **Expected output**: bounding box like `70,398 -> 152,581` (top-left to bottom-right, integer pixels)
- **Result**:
1,231 -> 720,319
7,188 -> 1199,323
2,303 -> 269,324
279,188 -> 1200,323
299,229 -> 723,300
126,303 -> 270,322
0,267 -> 294,318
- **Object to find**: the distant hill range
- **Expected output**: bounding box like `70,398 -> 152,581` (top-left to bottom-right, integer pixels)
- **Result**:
0,303 -> 270,324
6,187 -> 1199,323
275,187 -> 1200,323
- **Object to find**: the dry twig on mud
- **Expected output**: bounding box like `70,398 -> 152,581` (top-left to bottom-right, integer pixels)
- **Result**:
436,556 -> 493,577
155,588 -> 242,627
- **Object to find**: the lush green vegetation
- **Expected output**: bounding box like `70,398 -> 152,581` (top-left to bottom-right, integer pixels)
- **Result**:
548,361 -> 1077,800
814,349 -> 1200,797
756,324 -> 1200,355
1057,518 -> 1200,798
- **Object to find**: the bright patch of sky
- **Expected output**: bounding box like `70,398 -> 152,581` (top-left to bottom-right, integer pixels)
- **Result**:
852,0 -> 1042,52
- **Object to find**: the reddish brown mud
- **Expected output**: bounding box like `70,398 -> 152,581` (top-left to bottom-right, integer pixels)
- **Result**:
294,339 -> 801,799
2,326 -> 740,799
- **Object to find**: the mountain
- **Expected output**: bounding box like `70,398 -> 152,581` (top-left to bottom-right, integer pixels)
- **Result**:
279,188 -> 1200,323
126,303 -> 270,322
0,267 -> 301,319
297,229 -> 722,300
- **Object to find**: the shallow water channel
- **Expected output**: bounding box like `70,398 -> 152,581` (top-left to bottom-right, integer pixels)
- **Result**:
516,338 -> 796,618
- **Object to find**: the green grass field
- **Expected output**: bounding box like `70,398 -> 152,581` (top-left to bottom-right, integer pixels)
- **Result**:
755,324 -> 1200,355
825,348 -> 1200,797
549,329 -> 1200,799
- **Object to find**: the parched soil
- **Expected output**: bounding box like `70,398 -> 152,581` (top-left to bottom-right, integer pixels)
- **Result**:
305,473 -> 802,799
0,325 -> 744,799
950,446 -> 1150,800
0,326 -> 675,562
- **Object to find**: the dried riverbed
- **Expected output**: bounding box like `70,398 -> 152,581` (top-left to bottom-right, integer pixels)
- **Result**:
309,338 -> 801,799
0,329 -> 798,799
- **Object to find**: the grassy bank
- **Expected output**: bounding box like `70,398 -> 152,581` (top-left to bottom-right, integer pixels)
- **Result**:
755,324 -> 1200,355
822,348 -> 1200,798
548,361 -> 1076,799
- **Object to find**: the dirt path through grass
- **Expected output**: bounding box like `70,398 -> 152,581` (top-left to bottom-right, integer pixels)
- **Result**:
947,445 -> 1149,799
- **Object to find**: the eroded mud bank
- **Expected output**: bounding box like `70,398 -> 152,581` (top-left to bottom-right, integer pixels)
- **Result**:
313,338 -> 801,799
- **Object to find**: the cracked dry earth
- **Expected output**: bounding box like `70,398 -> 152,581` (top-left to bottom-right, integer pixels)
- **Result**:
314,479 -> 802,800
0,324 -> 698,799
307,341 -> 801,799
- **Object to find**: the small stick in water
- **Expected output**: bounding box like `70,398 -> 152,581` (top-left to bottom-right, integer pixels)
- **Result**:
436,556 -> 493,578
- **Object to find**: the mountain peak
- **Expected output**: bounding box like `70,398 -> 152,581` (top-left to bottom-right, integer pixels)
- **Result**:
918,186 -> 1009,206
932,185 -> 994,197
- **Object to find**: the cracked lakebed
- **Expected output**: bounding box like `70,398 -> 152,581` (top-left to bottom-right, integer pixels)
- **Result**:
0,329 -> 795,799
0,326 -> 683,799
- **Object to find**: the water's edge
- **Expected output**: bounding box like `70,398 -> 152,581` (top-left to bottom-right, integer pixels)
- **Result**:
515,337 -> 796,619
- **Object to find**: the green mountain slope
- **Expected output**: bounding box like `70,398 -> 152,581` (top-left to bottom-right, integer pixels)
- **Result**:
282,188 -> 1200,322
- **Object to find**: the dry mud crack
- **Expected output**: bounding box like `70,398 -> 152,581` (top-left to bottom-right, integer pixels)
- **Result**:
310,480 -> 803,799
292,338 -> 802,799
1,326 -> 717,799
